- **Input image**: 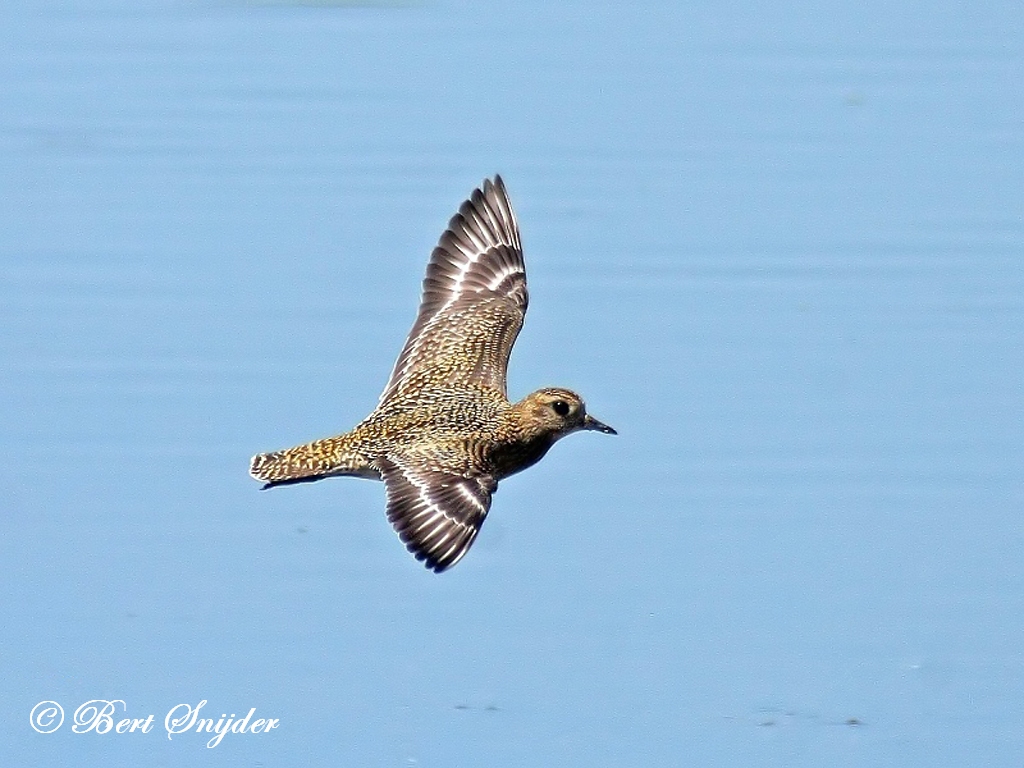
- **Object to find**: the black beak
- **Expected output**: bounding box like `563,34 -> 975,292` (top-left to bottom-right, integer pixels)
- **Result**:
583,414 -> 617,435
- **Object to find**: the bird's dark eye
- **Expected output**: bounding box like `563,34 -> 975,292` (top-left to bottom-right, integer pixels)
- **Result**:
552,400 -> 570,417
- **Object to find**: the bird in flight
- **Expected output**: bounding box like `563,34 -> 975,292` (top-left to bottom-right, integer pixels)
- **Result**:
250,176 -> 616,572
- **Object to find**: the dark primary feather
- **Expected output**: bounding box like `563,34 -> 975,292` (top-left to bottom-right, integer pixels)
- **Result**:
379,175 -> 527,404
378,456 -> 496,573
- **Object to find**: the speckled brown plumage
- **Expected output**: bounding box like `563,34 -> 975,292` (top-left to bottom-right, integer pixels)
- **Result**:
249,176 -> 615,572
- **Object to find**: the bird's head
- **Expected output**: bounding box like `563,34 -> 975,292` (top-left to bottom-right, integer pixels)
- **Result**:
515,387 -> 617,440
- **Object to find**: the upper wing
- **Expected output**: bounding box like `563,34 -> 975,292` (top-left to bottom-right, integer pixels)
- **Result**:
377,456 -> 496,573
378,176 -> 527,405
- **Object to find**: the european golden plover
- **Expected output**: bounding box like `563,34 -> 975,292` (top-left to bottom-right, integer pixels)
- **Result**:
250,176 -> 615,572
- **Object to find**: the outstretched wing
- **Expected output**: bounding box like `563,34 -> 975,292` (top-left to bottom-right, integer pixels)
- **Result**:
378,176 -> 527,405
377,456 -> 497,573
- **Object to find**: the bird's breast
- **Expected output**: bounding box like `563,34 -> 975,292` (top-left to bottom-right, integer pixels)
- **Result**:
486,435 -> 555,480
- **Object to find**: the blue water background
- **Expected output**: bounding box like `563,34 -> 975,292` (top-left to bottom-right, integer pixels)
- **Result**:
2,1 -> 1022,765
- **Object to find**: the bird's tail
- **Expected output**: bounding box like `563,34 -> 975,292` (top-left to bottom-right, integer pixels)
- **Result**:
249,435 -> 379,489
